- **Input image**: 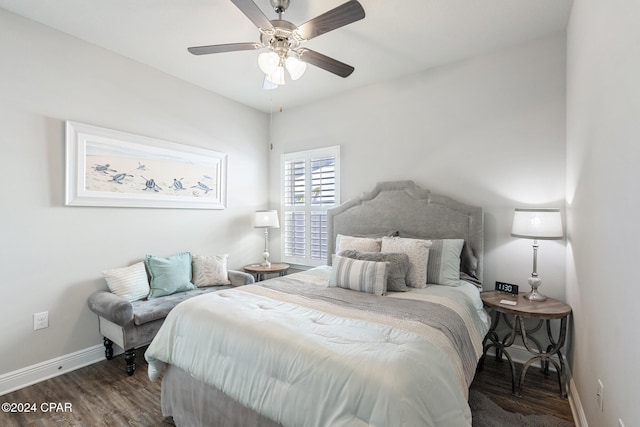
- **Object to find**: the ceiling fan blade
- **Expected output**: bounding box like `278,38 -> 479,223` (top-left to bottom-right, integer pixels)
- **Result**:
297,0 -> 365,41
298,48 -> 355,78
230,0 -> 274,30
188,42 -> 261,55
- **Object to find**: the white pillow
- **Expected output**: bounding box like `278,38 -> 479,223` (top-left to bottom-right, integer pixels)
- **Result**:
192,254 -> 231,287
336,234 -> 382,253
103,262 -> 150,302
381,236 -> 431,288
329,254 -> 388,296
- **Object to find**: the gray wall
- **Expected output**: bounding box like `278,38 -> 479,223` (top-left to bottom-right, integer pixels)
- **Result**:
566,1 -> 640,426
0,10 -> 269,375
268,33 -> 567,303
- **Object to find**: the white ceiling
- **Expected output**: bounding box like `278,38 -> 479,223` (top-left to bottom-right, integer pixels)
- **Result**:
0,0 -> 573,113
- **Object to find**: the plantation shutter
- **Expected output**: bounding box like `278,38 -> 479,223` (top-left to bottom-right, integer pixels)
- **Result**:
281,146 -> 340,266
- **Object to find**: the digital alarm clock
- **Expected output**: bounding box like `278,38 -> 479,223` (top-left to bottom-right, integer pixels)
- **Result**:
495,281 -> 519,295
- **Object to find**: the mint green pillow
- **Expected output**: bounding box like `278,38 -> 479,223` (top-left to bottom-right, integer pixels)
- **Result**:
146,252 -> 196,299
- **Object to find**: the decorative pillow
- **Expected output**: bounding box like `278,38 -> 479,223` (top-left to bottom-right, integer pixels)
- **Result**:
329,254 -> 388,296
381,236 -> 431,288
335,234 -> 382,253
192,254 -> 231,287
338,250 -> 410,292
103,262 -> 150,302
427,239 -> 464,286
145,252 -> 196,299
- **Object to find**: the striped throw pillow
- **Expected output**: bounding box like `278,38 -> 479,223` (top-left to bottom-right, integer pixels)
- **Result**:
329,254 -> 389,296
103,261 -> 150,302
427,239 -> 464,286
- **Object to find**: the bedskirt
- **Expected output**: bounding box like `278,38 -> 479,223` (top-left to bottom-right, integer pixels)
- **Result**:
161,364 -> 281,427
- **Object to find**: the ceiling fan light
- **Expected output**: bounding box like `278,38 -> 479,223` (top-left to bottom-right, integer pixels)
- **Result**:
266,66 -> 286,85
262,77 -> 279,90
285,56 -> 307,80
258,51 -> 279,75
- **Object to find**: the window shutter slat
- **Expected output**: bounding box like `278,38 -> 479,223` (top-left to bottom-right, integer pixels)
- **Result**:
282,146 -> 339,265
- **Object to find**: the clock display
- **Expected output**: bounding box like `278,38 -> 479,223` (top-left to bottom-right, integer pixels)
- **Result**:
495,281 -> 519,295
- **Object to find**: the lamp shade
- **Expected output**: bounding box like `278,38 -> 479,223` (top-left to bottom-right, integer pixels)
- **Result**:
285,56 -> 307,80
258,51 -> 279,75
511,208 -> 563,240
254,210 -> 280,228
266,65 -> 286,86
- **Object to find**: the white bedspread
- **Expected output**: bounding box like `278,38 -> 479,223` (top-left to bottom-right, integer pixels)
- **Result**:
146,267 -> 489,427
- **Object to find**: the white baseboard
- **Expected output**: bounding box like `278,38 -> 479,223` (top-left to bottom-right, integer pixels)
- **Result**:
567,367 -> 588,427
0,344 -> 122,396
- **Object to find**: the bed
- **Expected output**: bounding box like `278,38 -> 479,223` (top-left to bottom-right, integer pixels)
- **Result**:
145,180 -> 490,426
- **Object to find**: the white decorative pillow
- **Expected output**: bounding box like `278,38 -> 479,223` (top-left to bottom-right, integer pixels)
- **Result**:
103,262 -> 150,302
192,254 -> 231,287
427,239 -> 464,286
335,234 -> 382,253
329,254 -> 388,296
381,236 -> 431,288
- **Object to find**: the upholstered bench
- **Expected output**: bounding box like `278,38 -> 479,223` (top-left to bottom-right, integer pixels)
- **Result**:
87,252 -> 255,375
88,270 -> 253,375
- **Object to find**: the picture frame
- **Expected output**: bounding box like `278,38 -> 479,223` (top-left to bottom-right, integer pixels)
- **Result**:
65,121 -> 227,209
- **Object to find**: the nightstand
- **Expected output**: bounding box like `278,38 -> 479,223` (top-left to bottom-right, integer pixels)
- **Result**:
243,263 -> 290,282
479,290 -> 572,397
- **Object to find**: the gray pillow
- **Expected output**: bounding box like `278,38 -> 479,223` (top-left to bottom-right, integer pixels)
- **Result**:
338,250 -> 410,292
461,241 -> 478,278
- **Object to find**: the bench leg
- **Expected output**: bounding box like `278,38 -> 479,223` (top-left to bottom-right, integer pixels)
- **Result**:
103,338 -> 114,360
124,349 -> 136,376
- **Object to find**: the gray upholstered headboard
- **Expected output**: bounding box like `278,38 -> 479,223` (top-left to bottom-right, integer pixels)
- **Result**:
327,180 -> 484,283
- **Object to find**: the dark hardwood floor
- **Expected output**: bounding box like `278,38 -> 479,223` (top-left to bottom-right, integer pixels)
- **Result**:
0,348 -> 574,426
470,354 -> 575,424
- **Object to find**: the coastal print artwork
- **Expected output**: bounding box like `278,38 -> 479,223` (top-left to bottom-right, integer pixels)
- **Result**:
65,121 -> 227,209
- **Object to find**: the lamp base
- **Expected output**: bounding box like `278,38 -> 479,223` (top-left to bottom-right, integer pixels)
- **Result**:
261,228 -> 271,267
524,275 -> 547,301
524,289 -> 547,302
261,250 -> 271,268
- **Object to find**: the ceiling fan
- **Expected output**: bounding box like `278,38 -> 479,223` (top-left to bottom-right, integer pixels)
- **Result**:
188,0 -> 366,89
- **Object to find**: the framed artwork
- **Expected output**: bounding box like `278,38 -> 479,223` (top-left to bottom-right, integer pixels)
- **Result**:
65,121 -> 227,209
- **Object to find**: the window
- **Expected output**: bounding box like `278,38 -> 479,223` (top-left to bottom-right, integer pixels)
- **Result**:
281,146 -> 340,266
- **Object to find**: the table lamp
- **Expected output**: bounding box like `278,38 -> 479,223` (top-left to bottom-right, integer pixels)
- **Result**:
254,210 -> 280,267
511,208 -> 563,301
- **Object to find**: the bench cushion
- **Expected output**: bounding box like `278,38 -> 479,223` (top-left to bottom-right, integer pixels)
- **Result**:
131,285 -> 233,326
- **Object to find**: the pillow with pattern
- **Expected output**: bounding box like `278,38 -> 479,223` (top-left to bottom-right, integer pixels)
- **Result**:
338,250 -> 410,292
381,236 -> 431,288
335,234 -> 382,253
329,254 -> 389,296
192,254 -> 231,287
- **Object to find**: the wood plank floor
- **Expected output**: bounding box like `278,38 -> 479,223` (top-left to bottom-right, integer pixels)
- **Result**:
1,348 -> 574,426
470,354 -> 575,424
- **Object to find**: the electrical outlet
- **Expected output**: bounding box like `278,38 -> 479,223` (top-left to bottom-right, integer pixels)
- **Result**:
596,379 -> 604,411
34,311 -> 49,330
